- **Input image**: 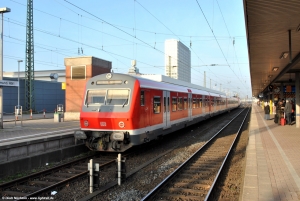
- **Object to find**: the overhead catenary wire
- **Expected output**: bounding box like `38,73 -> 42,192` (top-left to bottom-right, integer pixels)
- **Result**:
5,0 -> 248,96
132,0 -> 229,87
195,0 -> 248,91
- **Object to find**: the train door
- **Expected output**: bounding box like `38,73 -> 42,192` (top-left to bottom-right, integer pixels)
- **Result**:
163,91 -> 171,129
141,90 -> 150,127
188,93 -> 192,121
208,95 -> 212,114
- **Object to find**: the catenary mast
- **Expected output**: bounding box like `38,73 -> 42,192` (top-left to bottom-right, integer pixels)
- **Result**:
25,0 -> 35,111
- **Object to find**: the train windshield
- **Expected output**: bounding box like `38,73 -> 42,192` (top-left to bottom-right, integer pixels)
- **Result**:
86,90 -> 106,105
106,89 -> 129,106
85,89 -> 130,106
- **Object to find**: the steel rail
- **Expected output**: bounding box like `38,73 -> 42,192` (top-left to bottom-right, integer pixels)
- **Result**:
141,107 -> 248,200
204,107 -> 250,201
77,109 -> 242,201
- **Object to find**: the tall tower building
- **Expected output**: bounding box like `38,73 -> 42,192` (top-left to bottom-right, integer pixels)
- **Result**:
165,39 -> 191,83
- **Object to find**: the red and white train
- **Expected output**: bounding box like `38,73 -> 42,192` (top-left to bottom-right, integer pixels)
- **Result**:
74,73 -> 240,152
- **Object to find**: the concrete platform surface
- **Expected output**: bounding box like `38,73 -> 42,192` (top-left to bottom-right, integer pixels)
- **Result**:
0,115 -> 79,146
242,105 -> 300,201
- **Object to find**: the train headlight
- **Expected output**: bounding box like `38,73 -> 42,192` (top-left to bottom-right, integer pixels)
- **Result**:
84,120 -> 89,127
106,73 -> 112,79
118,121 -> 125,128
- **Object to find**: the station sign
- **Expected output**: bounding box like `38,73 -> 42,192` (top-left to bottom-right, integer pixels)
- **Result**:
0,80 -> 19,87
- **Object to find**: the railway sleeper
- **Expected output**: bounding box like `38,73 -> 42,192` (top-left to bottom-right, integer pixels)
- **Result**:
183,169 -> 218,174
65,169 -> 85,173
75,164 -> 88,169
167,187 -> 208,195
176,174 -> 211,180
193,158 -> 223,163
29,180 -> 56,186
179,172 -> 215,178
45,176 -> 68,181
177,179 -> 213,184
16,185 -> 41,191
2,190 -> 27,197
187,164 -> 220,169
159,192 -> 205,200
172,182 -> 211,190
54,172 -> 78,177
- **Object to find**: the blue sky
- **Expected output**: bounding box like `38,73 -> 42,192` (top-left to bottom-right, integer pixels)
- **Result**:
1,0 -> 251,98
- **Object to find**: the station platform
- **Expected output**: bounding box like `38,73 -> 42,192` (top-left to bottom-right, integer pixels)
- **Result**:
0,113 -> 79,146
0,114 -> 83,177
242,105 -> 300,200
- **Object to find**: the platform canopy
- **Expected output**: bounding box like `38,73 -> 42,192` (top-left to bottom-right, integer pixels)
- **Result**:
243,0 -> 300,97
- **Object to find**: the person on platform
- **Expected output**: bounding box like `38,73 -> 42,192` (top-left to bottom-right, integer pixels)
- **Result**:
276,101 -> 283,125
284,99 -> 293,125
264,102 -> 270,120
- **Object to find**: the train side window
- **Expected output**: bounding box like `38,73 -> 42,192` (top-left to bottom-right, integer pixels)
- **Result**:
178,97 -> 183,110
184,98 -> 187,110
153,97 -> 161,114
140,91 -> 145,106
193,98 -> 196,108
172,97 -> 177,111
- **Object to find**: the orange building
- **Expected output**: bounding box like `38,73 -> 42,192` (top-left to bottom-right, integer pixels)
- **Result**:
64,56 -> 111,120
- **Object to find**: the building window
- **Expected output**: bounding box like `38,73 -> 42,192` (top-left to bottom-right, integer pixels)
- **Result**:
71,66 -> 86,80
153,97 -> 161,114
140,91 -> 145,106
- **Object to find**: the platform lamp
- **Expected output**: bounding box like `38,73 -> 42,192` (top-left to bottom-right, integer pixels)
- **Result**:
17,60 -> 23,114
0,7 -> 11,129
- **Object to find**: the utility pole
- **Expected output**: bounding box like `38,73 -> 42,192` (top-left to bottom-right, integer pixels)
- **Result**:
0,7 -> 11,129
25,0 -> 35,111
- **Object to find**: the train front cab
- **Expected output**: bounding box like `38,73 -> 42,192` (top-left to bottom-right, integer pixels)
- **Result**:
75,74 -> 142,152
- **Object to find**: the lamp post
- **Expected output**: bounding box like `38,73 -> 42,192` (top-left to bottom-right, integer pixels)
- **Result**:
17,60 -> 23,113
0,7 -> 11,129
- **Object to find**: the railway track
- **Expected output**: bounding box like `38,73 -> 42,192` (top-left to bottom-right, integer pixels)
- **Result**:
141,107 -> 250,201
0,107 -> 246,200
0,153 -> 118,199
77,108 -> 245,201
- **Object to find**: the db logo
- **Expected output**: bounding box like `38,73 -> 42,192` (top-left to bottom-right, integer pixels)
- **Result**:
119,121 -> 125,128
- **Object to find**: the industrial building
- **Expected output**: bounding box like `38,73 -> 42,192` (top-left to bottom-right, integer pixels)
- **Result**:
3,56 -> 112,117
165,39 -> 191,83
3,77 -> 64,114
